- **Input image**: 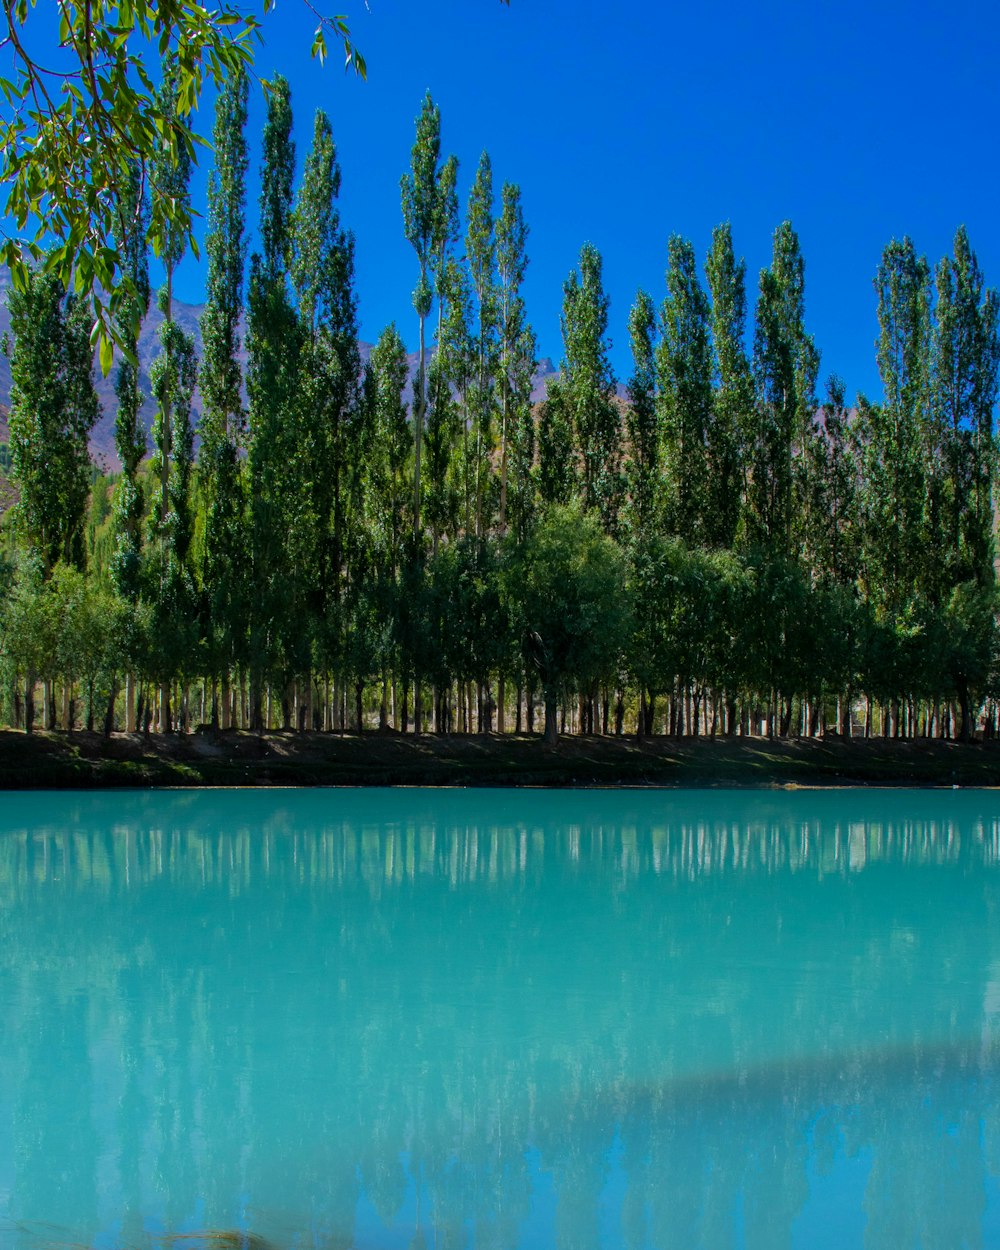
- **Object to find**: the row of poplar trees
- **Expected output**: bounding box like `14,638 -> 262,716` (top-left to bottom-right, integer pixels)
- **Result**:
1,73 -> 999,744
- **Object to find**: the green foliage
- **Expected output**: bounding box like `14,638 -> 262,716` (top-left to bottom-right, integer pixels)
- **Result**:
658,236 -> 713,544
198,67 -> 250,682
749,222 -> 819,554
625,289 -> 659,535
5,269 -> 100,574
931,226 -> 1000,590
494,182 -> 536,539
0,0 -> 364,370
1,75 -> 999,743
705,222 -> 751,548
111,161 -> 150,603
559,244 -> 621,533
506,503 -> 627,741
401,93 -> 456,539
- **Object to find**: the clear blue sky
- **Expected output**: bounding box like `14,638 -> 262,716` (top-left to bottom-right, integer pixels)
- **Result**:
170,0 -> 1000,403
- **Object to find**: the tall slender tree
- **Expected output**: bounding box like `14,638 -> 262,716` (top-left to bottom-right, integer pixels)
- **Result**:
109,162 -> 150,731
857,237 -> 931,616
466,152 -> 497,536
291,107 -> 361,687
199,66 -> 249,727
749,221 -> 819,554
148,63 -> 196,581
6,272 -> 99,575
246,74 -> 303,727
705,223 -> 751,548
495,181 -> 534,536
400,92 -> 444,540
559,243 -> 620,532
625,289 -> 659,535
110,163 -> 150,606
438,256 -> 475,536
657,235 -> 713,544
931,226 -> 1000,590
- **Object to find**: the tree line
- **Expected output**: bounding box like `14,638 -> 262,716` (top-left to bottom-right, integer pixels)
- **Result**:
1,73 -> 998,744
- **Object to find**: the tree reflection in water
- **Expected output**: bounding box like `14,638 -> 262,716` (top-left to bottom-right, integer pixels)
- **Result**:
1,789 -> 1000,1250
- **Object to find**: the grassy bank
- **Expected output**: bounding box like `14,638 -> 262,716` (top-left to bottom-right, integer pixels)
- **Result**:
0,729 -> 999,789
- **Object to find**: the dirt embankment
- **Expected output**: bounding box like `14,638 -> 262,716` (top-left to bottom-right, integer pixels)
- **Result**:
0,729 -> 998,789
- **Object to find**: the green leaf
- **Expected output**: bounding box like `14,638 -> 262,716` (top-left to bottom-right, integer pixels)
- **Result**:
99,331 -> 114,376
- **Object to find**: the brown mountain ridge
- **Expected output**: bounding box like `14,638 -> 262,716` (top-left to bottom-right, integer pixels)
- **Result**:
0,268 -> 560,469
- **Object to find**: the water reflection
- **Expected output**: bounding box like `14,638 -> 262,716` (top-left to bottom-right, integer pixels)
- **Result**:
1,790 -> 999,1250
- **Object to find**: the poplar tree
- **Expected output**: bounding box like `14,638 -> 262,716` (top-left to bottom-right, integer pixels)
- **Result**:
559,243 -> 620,532
857,237 -> 931,616
931,226 -> 1000,590
625,289 -> 659,534
501,317 -> 538,543
705,223 -> 751,548
146,66 -> 199,732
657,236 -> 713,544
749,221 -> 819,554
466,152 -> 497,535
291,108 -> 361,672
537,380 -> 575,508
438,256 -> 475,535
247,74 -> 303,726
424,157 -> 461,548
148,65 -> 196,583
364,325 -> 411,725
366,326 -> 411,580
803,375 -> 858,587
5,272 -> 99,575
400,92 -> 444,540
199,66 -> 249,725
110,163 -> 150,605
495,181 -> 535,536
109,163 -> 150,731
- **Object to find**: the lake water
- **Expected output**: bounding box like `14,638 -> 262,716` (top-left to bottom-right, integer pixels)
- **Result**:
1,788 -> 1000,1250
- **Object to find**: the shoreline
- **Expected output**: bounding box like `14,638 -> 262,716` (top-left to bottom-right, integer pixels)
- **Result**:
1,729 -> 999,789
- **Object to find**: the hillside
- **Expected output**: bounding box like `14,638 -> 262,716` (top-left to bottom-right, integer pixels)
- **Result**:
0,268 -> 561,468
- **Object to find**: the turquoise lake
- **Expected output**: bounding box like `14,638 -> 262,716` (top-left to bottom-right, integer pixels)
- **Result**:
1,788 -> 1000,1250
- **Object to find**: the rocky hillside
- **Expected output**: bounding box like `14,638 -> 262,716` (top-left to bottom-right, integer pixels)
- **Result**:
0,269 -> 560,469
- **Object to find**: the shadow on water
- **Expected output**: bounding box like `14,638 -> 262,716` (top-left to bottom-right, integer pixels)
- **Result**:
5,1031 -> 1000,1250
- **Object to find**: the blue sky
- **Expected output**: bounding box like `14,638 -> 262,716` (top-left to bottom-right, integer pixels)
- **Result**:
170,0 -> 1000,402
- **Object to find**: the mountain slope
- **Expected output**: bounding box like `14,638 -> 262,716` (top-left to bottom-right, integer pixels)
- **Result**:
0,269 -> 559,468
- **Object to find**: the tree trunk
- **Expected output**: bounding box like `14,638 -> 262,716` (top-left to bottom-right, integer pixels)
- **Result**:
544,690 -> 559,744
958,680 -> 972,743
124,672 -> 135,731
24,675 -> 35,735
103,679 -> 117,738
